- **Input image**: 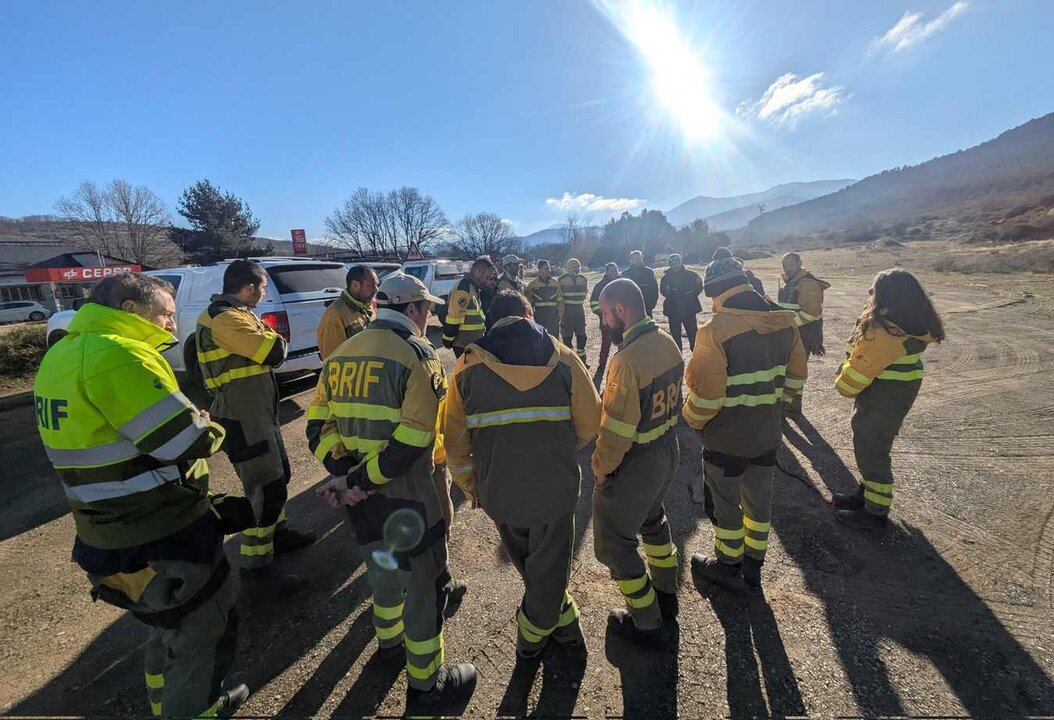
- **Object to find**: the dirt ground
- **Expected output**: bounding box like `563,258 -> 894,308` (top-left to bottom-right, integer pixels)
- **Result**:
2,240 -> 1054,718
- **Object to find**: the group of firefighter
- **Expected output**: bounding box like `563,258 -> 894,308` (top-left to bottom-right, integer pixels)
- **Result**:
33,247 -> 946,717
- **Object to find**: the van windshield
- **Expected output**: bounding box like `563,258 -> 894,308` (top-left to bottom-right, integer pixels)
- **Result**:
267,264 -> 347,294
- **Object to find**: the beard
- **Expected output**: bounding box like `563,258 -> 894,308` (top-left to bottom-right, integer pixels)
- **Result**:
608,316 -> 627,345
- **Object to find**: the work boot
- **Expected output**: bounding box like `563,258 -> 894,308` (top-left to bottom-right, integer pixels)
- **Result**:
443,578 -> 468,605
405,663 -> 478,714
656,590 -> 679,621
239,566 -> 309,602
551,618 -> 586,648
376,642 -> 405,663
273,525 -> 316,555
607,609 -> 666,646
783,396 -> 803,416
835,508 -> 889,531
215,683 -> 250,718
742,557 -> 763,591
690,554 -> 747,596
831,486 -> 866,511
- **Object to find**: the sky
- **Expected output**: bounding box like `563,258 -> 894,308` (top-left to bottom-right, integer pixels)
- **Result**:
2,0 -> 1052,240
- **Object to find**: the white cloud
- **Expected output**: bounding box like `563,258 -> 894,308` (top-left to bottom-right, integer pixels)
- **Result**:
871,1 -> 968,53
545,192 -> 644,213
736,73 -> 844,127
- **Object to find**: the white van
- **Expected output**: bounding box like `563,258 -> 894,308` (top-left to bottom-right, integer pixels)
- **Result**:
401,259 -> 470,322
46,257 -> 347,383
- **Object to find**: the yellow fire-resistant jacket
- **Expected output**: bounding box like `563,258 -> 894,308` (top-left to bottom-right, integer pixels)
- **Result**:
835,321 -> 933,399
442,275 -> 486,350
592,318 -> 684,478
558,273 -> 589,316
444,317 -> 600,525
317,290 -> 373,360
35,303 -> 225,549
683,284 -> 807,459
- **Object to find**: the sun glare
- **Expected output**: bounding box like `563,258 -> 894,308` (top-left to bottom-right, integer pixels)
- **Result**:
600,1 -> 721,143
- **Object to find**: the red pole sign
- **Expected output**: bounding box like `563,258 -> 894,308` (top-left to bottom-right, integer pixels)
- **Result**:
291,229 -> 308,256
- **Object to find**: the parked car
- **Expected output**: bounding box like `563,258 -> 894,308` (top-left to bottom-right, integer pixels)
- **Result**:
401,259 -> 470,322
0,301 -> 51,324
45,257 -> 347,384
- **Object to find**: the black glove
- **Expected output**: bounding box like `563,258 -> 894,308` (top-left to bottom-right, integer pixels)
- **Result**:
209,494 -> 256,535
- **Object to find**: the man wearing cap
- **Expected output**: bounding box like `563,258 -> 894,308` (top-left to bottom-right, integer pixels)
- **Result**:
317,264 -> 378,360
621,250 -> 659,317
307,272 -> 477,713
558,258 -> 589,365
525,259 -> 562,336
592,279 -> 684,644
497,255 -> 525,294
683,257 -> 807,594
659,254 -> 704,351
443,256 -> 497,359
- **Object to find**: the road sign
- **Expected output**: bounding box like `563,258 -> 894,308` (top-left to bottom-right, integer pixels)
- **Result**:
291,229 -> 308,256
405,241 -> 425,261
24,264 -> 141,283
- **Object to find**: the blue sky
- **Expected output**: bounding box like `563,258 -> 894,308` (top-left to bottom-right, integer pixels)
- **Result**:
2,0 -> 1052,240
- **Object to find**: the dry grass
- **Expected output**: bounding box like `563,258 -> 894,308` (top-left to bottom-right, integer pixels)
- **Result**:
0,325 -> 46,392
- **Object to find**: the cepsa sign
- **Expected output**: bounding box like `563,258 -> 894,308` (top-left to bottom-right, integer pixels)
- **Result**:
24,264 -> 142,283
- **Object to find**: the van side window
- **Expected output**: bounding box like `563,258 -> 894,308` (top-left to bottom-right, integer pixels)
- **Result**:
403,265 -> 428,281
153,274 -> 183,293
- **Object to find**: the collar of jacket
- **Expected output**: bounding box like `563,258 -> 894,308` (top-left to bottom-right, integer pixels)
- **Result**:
712,283 -> 756,310
465,319 -> 559,392
373,307 -> 423,337
341,290 -> 373,317
619,316 -> 656,350
782,268 -> 808,284
66,302 -> 177,351
463,272 -> 481,289
209,293 -> 253,310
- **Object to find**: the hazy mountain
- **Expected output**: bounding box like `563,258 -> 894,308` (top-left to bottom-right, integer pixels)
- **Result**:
750,113 -> 1054,238
665,179 -> 855,228
519,224 -> 568,247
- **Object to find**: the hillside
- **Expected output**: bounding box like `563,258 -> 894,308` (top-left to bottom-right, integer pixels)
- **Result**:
665,179 -> 854,227
751,113 -> 1054,238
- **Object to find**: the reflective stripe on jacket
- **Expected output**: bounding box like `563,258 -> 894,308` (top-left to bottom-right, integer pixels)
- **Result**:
683,285 -> 807,459
526,277 -> 563,325
777,270 -> 830,327
35,303 -> 224,549
443,276 -> 486,349
558,274 -> 588,315
835,321 -> 932,399
592,318 -> 684,478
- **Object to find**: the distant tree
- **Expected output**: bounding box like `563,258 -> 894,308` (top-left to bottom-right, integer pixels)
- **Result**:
673,218 -> 715,263
526,241 -> 571,266
55,179 -> 176,266
325,186 -> 447,257
176,179 -> 261,263
596,209 -> 676,264
450,212 -> 521,259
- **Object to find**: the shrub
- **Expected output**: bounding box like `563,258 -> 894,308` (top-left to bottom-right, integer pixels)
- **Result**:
0,325 -> 47,388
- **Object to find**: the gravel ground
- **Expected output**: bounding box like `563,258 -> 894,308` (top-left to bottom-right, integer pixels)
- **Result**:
2,241 -> 1053,718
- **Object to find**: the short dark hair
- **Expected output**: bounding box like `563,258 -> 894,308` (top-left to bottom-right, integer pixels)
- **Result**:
712,247 -> 732,260
471,256 -> 497,274
537,259 -> 550,270
223,260 -> 268,294
346,264 -> 376,288
782,252 -> 801,264
90,273 -> 174,311
485,290 -> 532,328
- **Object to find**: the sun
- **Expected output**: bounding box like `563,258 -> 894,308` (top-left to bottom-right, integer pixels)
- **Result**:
598,1 -> 721,143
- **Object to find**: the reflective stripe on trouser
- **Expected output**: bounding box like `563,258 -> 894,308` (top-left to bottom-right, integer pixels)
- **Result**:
91,555 -> 238,719
851,391 -> 915,516
703,458 -> 775,563
363,535 -> 449,690
496,513 -> 579,653
561,307 -> 587,364
239,522 -> 276,569
593,433 -> 679,631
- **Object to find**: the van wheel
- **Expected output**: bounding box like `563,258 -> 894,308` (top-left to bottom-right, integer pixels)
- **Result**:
29,311 -> 45,321
47,330 -> 67,348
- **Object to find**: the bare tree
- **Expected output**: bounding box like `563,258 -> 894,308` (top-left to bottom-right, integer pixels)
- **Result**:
325,186 -> 447,257
449,212 -> 521,259
56,179 -> 176,266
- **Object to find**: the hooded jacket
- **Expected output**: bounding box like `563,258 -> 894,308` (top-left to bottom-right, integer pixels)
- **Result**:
444,317 -> 601,526
778,269 -> 831,354
835,320 -> 934,401
683,285 -> 808,458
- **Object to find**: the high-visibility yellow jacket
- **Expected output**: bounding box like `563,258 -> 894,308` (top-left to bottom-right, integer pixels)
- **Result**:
558,273 -> 589,316
317,290 -> 373,360
35,303 -> 225,549
525,277 -> 562,327
592,318 -> 684,478
683,284 -> 807,458
445,317 -> 601,525
497,273 -> 525,294
778,269 -> 830,354
835,321 -> 933,399
442,275 -> 486,350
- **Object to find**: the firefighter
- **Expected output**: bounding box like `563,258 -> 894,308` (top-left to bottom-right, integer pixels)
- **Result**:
622,250 -> 659,317
833,270 -> 945,529
659,253 -> 704,351
307,272 -> 477,712
35,274 -> 252,718
713,247 -> 766,297
592,279 -> 684,644
443,256 -> 496,358
445,291 -> 601,658
195,260 -> 315,598
683,257 -> 807,593
525,259 -> 562,336
496,254 -> 525,294
316,264 -> 378,359
777,252 -> 830,413
589,262 -> 621,388
558,257 -> 589,365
